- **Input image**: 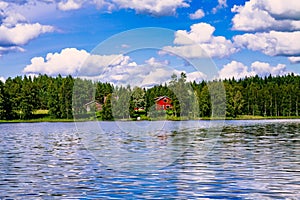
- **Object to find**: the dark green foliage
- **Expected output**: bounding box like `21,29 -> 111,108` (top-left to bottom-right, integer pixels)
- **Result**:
47,77 -> 61,118
111,85 -> 131,119
4,76 -> 22,119
0,80 -> 5,119
0,73 -> 299,120
72,78 -> 95,116
33,74 -> 51,110
19,76 -> 37,119
198,84 -> 211,117
59,75 -> 74,119
101,93 -> 113,120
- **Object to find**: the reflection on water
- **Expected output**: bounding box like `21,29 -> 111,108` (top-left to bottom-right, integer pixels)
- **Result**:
76,120 -> 222,173
0,120 -> 299,199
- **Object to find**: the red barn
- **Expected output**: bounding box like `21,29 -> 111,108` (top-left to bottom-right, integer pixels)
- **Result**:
154,96 -> 173,110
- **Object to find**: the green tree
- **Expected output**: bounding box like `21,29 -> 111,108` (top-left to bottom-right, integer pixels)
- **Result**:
209,81 -> 226,118
48,77 -> 61,118
19,76 -> 38,119
129,87 -> 146,118
112,86 -> 131,119
72,78 -> 95,117
59,75 -> 74,119
225,83 -> 244,117
101,93 -> 113,120
198,84 -> 211,117
4,77 -> 22,119
0,80 -> 5,119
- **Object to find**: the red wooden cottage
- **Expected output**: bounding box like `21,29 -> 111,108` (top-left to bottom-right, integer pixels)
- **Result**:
154,96 -> 172,110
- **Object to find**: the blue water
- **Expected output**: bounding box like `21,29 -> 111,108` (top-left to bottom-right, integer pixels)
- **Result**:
0,120 -> 299,199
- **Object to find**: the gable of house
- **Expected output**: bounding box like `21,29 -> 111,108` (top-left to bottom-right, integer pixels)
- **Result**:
154,96 -> 173,110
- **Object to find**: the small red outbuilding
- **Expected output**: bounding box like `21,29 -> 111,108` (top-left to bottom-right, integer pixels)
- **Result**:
154,96 -> 172,110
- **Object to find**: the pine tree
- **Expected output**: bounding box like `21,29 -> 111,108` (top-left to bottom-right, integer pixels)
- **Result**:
0,80 -> 5,119
19,76 -> 37,119
101,93 -> 113,120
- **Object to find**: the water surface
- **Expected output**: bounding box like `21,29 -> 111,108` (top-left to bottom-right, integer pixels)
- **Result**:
0,120 -> 299,199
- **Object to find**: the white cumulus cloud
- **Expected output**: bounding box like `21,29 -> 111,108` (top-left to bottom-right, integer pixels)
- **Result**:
218,61 -> 253,80
189,9 -> 205,20
98,57 -> 175,87
111,0 -> 189,16
81,54 -> 133,76
257,0 -> 300,20
23,48 -> 90,75
288,56 -> 300,64
23,48 -> 195,88
81,56 -> 207,87
0,23 -> 54,46
163,23 -> 238,59
174,23 -> 215,45
58,0 -> 83,11
2,0 -> 190,20
0,1 -> 55,56
161,45 -> 208,59
2,12 -> 26,27
218,60 -> 289,79
186,71 -> 207,82
250,61 -> 287,77
212,0 -> 227,14
231,0 -> 300,31
233,31 -> 300,57
23,47 -> 134,76
55,0 -> 190,15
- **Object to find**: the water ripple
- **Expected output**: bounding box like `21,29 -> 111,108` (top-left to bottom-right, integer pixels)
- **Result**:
0,120 -> 299,199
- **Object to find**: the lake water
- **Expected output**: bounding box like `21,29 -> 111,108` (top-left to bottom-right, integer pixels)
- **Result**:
0,120 -> 299,199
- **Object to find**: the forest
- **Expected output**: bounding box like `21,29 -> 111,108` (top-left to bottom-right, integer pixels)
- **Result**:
0,73 -> 299,120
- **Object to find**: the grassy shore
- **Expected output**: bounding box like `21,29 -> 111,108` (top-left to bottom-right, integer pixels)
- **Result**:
0,118 -> 75,123
226,115 -> 300,120
0,110 -> 75,123
1,112 -> 299,123
1,116 -> 300,123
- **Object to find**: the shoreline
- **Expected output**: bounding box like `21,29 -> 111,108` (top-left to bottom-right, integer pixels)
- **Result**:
1,116 -> 300,123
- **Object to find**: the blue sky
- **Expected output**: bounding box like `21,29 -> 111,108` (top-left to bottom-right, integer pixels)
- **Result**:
0,0 -> 299,85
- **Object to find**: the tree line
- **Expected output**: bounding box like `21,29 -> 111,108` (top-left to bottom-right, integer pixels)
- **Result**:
0,73 -> 299,120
